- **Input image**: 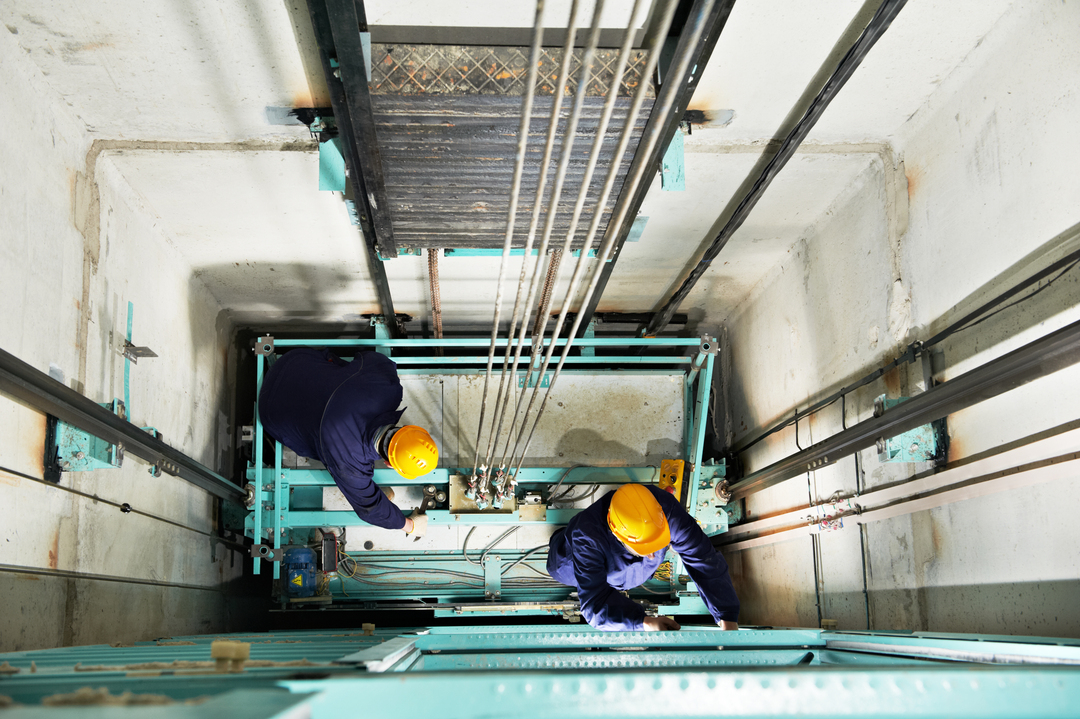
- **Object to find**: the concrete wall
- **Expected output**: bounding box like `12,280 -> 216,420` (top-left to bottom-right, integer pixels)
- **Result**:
722,0 -> 1080,637
0,26 -> 244,651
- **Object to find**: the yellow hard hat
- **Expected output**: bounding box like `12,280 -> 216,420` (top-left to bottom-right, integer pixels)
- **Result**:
386,425 -> 438,480
607,484 -> 670,556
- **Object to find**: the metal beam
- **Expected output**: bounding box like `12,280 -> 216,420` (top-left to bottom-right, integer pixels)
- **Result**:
321,0 -> 397,258
643,0 -> 909,336
306,0 -> 402,335
0,347 -> 242,501
728,318 -> 1080,499
575,0 -> 737,337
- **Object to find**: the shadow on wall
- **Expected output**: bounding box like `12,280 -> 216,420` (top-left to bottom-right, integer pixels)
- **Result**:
725,222 -> 1080,450
866,580 -> 1080,640
189,262 -> 377,325
726,542 -> 1080,639
539,428 -> 680,468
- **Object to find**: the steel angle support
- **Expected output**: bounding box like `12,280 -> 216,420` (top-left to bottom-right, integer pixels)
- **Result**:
576,0 -> 737,336
415,626 -> 825,652
252,353 -> 266,573
728,318 -> 1080,499
0,347 -> 241,502
306,0 -> 402,335
644,0 -> 910,336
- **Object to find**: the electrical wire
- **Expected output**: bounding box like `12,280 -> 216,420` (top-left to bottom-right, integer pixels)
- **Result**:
546,464 -> 586,500
501,544 -> 550,575
551,485 -> 601,505
462,526 -> 520,566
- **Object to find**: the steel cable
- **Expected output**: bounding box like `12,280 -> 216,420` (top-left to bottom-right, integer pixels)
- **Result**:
507,0 -> 689,476
496,0 -> 647,471
482,0 -> 593,471
469,0 -> 550,479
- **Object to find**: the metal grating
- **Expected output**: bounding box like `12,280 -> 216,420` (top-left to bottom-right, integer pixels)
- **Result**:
370,44 -> 655,98
373,95 -> 653,250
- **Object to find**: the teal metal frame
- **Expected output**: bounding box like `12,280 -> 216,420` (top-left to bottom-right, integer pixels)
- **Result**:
3,625 -> 1080,715
245,334 -> 718,614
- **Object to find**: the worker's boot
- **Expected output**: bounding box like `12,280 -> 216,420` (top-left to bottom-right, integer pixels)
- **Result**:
382,486 -> 395,502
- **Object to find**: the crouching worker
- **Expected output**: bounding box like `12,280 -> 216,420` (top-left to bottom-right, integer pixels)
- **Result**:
258,348 -> 437,537
548,483 -> 739,631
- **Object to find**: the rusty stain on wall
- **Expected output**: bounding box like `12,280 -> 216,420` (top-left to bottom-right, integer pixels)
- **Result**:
48,529 -> 60,569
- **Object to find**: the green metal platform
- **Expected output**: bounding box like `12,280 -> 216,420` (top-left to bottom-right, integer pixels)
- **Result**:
3,625 -> 1080,716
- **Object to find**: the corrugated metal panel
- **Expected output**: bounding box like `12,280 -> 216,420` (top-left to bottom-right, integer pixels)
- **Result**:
373,95 -> 653,250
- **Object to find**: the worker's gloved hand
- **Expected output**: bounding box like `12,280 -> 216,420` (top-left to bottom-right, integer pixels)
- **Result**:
718,620 -> 739,631
642,615 -> 681,631
405,512 -> 428,539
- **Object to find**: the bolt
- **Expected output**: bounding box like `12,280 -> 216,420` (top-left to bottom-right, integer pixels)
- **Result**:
75,451 -> 85,459
62,462 -> 71,470
120,503 -> 132,513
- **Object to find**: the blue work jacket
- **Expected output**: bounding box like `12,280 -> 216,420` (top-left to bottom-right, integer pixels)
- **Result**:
547,485 -> 739,630
258,348 -> 406,530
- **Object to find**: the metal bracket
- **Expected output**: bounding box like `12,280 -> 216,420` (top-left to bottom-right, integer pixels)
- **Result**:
699,336 -> 719,355
484,555 -> 502,600
142,427 -> 163,476
120,340 -> 158,364
255,336 -> 275,356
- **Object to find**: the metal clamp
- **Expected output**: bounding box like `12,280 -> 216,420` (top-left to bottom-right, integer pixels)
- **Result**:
255,336 -> 275,356
699,336 -> 719,355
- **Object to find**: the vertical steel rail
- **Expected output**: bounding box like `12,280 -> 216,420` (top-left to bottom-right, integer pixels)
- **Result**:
689,352 -> 714,510
323,0 -> 398,258
470,0 -> 552,480
253,356 -> 265,575
306,0 -> 401,332
273,440 -> 283,580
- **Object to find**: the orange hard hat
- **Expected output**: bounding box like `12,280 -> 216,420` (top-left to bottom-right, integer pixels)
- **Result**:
607,484 -> 670,556
386,425 -> 438,480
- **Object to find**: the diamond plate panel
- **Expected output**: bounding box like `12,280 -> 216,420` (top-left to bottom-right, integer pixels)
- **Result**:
371,45 -> 655,97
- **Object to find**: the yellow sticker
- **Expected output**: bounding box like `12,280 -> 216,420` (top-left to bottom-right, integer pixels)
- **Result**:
291,575 -> 303,586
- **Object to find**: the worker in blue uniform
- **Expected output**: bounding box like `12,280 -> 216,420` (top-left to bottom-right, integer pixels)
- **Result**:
547,483 -> 739,631
258,348 -> 438,536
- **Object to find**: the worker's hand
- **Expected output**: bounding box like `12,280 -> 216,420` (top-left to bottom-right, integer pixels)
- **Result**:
405,513 -> 428,539
718,620 -> 739,631
642,615 -> 681,631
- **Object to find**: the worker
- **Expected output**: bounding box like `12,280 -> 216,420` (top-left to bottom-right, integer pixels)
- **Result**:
257,347 -> 437,537
547,483 -> 739,631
